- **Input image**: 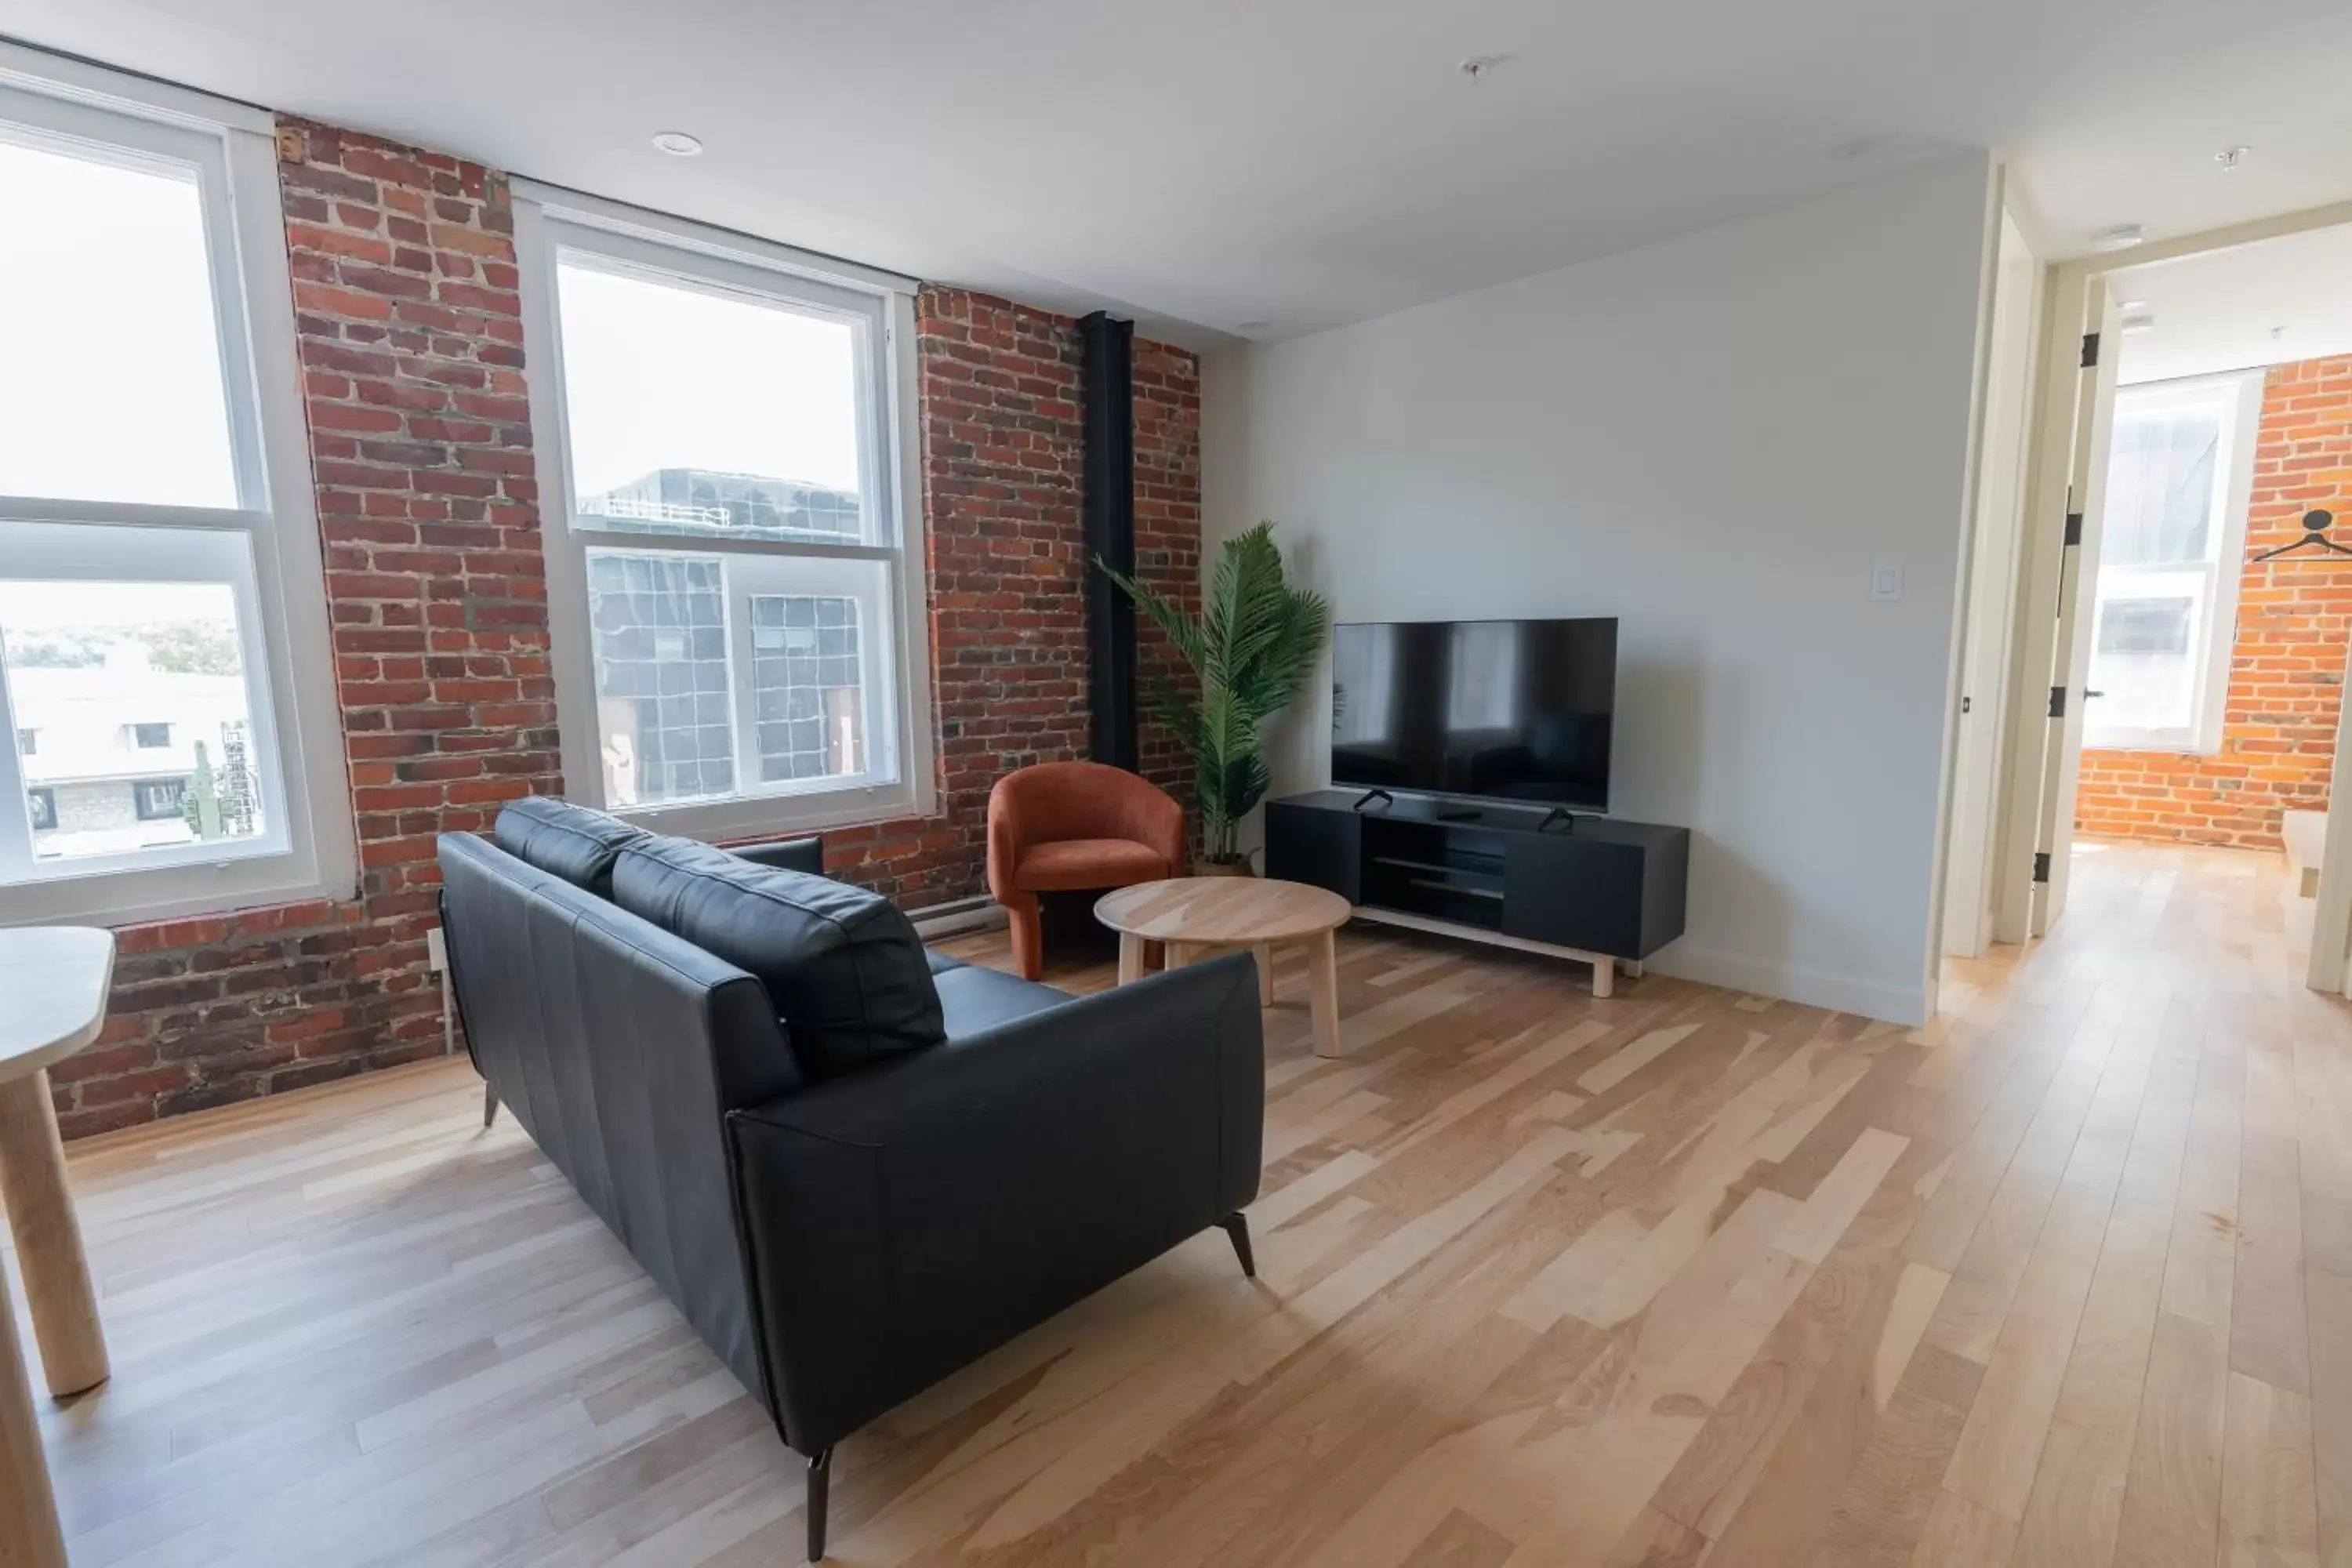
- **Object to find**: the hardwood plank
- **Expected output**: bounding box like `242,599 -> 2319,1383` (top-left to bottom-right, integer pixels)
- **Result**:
3,841 -> 2325,1568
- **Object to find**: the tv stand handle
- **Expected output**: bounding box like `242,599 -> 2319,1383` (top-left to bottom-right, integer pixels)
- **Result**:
1538,808 -> 1576,834
1351,788 -> 1395,812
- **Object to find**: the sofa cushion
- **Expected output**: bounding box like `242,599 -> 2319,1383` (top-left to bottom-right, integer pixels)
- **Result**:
492,797 -> 648,899
1013,837 -> 1172,893
934,964 -> 1069,1038
613,836 -> 945,1080
926,949 -> 967,976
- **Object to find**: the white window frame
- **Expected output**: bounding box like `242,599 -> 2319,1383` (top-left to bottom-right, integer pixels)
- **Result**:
2084,369 -> 2264,756
514,185 -> 935,840
0,45 -> 353,925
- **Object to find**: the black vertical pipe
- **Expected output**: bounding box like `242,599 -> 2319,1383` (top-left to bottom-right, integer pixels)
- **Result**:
1080,310 -> 1138,770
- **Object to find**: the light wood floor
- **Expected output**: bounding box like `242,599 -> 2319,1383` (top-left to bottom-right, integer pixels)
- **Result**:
9,840 -> 2350,1566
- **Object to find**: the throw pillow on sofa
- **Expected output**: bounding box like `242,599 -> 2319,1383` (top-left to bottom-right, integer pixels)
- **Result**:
613,836 -> 946,1080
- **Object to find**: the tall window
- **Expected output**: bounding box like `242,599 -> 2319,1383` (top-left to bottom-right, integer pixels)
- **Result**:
2084,372 -> 2263,753
518,195 -> 931,837
0,57 -> 347,922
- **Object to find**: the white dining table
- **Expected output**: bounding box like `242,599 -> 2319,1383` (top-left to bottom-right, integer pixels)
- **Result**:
0,926 -> 115,1568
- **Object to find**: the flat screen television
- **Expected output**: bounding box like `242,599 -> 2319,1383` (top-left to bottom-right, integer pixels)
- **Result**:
1329,618 -> 1617,811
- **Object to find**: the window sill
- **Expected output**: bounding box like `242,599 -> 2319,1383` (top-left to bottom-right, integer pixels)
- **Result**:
0,851 -> 355,932
606,780 -> 935,844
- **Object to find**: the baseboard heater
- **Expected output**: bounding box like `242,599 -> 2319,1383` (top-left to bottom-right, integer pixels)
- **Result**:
909,895 -> 1006,940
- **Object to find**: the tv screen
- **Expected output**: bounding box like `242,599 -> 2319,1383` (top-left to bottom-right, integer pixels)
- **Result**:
1330,618 -> 1617,810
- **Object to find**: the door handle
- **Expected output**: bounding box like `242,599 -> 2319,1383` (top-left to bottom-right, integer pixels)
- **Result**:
2084,689 -> 2106,699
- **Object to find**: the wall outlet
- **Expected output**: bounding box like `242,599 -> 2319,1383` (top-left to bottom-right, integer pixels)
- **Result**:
1871,562 -> 1904,602
426,926 -> 448,975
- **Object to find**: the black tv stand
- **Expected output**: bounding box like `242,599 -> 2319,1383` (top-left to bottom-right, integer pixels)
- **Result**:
1265,790 -> 1688,997
1538,807 -> 1576,834
1349,787 -> 1394,812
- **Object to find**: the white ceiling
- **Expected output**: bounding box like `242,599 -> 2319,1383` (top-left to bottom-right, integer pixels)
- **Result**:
7,0 -> 2352,348
2115,222 -> 2352,385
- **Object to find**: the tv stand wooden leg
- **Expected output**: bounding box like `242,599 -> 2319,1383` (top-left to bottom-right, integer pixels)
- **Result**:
1591,956 -> 1614,1000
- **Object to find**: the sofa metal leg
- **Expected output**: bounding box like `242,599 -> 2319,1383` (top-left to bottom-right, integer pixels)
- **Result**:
481,1083 -> 499,1131
806,1446 -> 833,1562
1217,1212 -> 1256,1279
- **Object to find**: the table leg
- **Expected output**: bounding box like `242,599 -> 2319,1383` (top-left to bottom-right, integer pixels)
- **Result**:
1592,957 -> 1615,1000
0,1236 -> 69,1568
0,1070 -> 108,1397
1165,942 -> 1197,969
1307,931 -> 1344,1059
1254,942 -> 1275,1007
1116,931 -> 1147,985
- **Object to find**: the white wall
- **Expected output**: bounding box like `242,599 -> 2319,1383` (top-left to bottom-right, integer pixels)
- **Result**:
1202,155 -> 1995,1025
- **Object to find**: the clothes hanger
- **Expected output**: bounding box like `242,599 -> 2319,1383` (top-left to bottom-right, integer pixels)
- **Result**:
2252,508 -> 2352,562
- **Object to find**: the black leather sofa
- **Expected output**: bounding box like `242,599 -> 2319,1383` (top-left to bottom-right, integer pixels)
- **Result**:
436,797 -> 1264,1560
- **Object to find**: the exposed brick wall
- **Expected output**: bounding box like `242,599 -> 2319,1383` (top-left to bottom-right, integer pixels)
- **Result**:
56,122 -> 560,1138
822,291 -> 1202,902
56,124 -> 1201,1138
2077,353 -> 2352,848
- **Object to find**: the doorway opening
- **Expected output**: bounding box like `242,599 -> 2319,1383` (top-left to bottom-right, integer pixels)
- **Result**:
2070,223 -> 2352,968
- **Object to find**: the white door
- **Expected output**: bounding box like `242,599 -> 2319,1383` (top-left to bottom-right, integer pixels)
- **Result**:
1943,211 -> 2040,957
2029,281 -> 2124,933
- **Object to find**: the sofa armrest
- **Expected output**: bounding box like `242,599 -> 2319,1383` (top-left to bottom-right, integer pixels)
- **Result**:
728,837 -> 825,877
725,953 -> 1263,1455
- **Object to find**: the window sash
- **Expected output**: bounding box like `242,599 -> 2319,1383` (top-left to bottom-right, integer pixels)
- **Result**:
2084,371 -> 2263,756
519,194 -> 934,841
0,59 -> 352,924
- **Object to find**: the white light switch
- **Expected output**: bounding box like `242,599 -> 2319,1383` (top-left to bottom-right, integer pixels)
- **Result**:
1871,562 -> 1904,602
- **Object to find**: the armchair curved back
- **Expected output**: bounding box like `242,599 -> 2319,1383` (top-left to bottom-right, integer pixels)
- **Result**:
987,762 -> 1185,900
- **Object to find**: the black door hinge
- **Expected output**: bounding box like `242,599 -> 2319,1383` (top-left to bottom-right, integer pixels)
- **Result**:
2048,684 -> 2067,718
2081,331 -> 2100,368
2064,511 -> 2083,546
2032,851 -> 2053,884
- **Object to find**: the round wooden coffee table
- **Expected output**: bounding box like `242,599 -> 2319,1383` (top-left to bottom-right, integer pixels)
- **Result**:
1095,877 -> 1352,1058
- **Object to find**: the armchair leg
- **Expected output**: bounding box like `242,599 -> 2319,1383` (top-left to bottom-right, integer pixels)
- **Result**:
481,1083 -> 499,1130
1217,1212 -> 1256,1279
1008,905 -> 1044,982
806,1446 -> 833,1562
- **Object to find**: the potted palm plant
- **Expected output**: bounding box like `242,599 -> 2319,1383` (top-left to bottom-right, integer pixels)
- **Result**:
1098,521 -> 1329,873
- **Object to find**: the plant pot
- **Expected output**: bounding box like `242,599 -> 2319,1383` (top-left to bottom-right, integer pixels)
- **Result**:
1192,856 -> 1255,878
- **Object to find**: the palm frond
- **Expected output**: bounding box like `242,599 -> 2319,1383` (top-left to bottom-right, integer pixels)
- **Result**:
1094,521 -> 1327,851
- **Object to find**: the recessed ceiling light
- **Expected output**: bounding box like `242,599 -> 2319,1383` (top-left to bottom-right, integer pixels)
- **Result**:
651,131 -> 704,157
2091,223 -> 2146,252
2216,146 -> 2251,172
2121,314 -> 2156,336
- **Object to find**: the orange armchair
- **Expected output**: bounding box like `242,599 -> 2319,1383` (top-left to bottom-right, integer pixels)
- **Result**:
988,761 -> 1186,980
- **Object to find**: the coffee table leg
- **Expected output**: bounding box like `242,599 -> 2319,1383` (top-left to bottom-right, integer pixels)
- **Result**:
1307,931 -> 1343,1058
0,1070 -> 108,1397
1165,942 -> 1196,969
1117,931 -> 1147,985
1254,943 -> 1274,1007
0,1239 -> 69,1568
